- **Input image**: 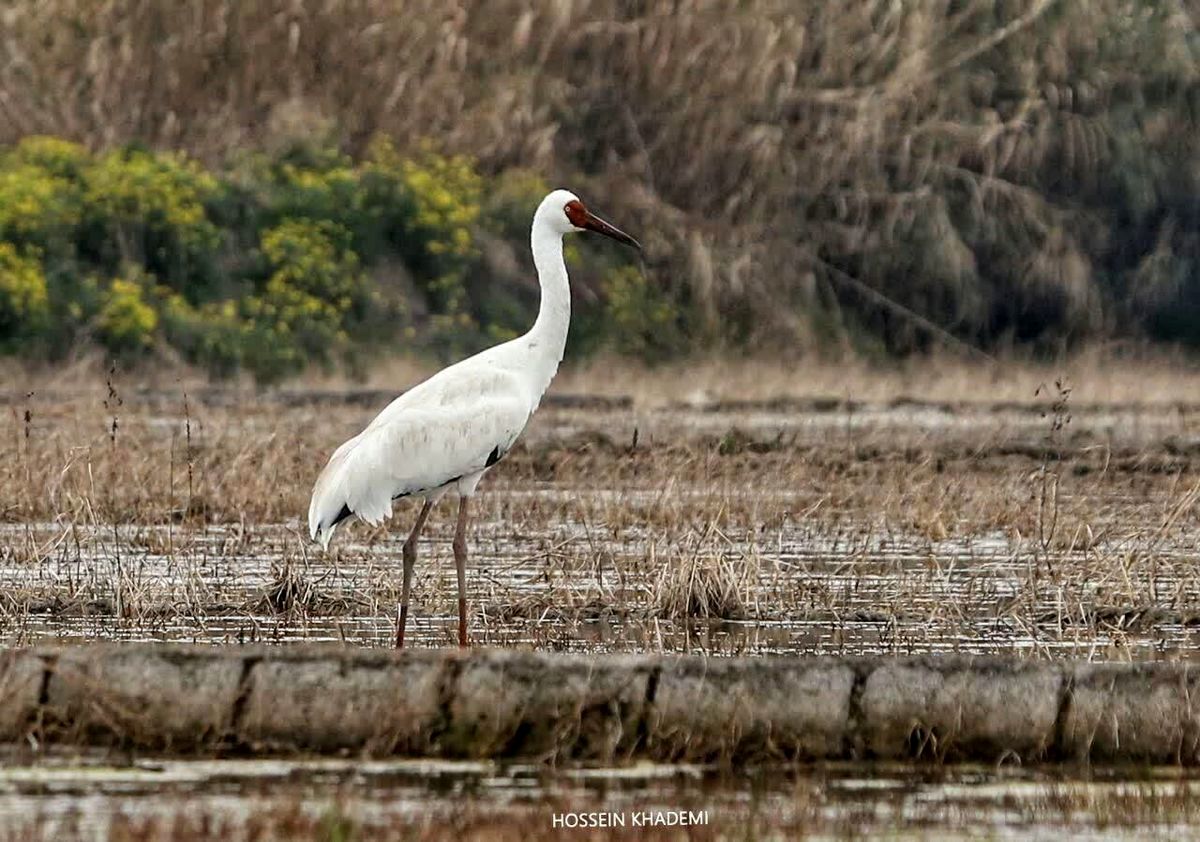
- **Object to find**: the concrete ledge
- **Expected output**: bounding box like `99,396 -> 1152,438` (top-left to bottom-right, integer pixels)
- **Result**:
43,647 -> 243,749
647,658 -> 854,761
239,648 -> 448,754
859,659 -> 1062,761
1062,662 -> 1200,763
444,651 -> 655,760
5,645 -> 1200,764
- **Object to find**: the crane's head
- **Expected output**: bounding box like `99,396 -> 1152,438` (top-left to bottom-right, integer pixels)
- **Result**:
537,189 -> 641,250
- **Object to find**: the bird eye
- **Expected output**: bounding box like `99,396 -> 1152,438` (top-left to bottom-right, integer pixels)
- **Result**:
563,199 -> 588,227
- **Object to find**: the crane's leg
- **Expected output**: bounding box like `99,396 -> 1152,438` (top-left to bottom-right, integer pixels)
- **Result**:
453,496 -> 471,647
396,499 -> 434,649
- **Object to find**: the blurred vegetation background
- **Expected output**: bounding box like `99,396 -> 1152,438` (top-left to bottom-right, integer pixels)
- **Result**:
0,0 -> 1196,381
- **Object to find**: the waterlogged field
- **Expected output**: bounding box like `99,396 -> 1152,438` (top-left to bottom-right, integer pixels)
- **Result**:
3,753 -> 1200,841
3,377 -> 1200,658
3,359 -> 1200,838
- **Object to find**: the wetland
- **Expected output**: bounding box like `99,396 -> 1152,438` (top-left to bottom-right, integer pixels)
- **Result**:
4,358 -> 1200,838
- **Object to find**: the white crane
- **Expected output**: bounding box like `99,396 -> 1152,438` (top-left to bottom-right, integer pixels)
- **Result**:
308,189 -> 640,647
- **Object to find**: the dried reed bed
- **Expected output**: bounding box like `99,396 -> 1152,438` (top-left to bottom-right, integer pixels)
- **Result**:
2,356 -> 1200,656
4,353 -> 1194,529
526,347 -> 1200,408
2,1 -> 1195,351
8,347 -> 1200,408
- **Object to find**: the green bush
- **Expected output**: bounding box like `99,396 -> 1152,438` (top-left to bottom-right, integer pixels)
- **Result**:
0,137 -> 655,379
363,140 -> 492,360
160,295 -> 247,379
82,148 -> 222,296
235,147 -> 365,237
391,142 -> 483,313
599,265 -> 685,361
0,243 -> 49,345
0,164 -> 81,252
98,274 -> 158,354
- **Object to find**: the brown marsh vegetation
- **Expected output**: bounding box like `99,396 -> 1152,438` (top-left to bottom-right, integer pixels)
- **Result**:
2,353 -> 1200,658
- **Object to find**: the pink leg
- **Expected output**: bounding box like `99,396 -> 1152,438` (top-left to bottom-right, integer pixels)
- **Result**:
396,499 -> 434,649
453,496 -> 471,648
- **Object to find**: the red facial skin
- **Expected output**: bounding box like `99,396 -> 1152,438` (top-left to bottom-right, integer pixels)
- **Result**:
564,199 -> 641,250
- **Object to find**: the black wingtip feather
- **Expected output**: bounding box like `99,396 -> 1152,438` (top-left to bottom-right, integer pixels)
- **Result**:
330,503 -> 353,528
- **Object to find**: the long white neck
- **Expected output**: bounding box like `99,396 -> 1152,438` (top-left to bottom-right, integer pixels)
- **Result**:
523,218 -> 571,397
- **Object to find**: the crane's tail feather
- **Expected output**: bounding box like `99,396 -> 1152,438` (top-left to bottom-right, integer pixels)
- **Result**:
308,422 -> 418,550
309,470 -> 395,550
308,458 -> 354,549
310,502 -> 353,550
313,522 -> 336,550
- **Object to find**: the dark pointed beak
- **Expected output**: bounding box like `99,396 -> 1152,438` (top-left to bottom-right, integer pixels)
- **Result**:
582,211 -> 641,250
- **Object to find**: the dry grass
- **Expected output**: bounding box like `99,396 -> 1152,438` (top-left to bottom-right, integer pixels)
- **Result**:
651,523 -> 754,620
9,347 -> 1200,407
552,347 -> 1200,407
1,355 -> 1200,656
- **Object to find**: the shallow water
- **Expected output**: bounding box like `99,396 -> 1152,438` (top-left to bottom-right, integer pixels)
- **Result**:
2,492 -> 1199,659
0,753 -> 1196,840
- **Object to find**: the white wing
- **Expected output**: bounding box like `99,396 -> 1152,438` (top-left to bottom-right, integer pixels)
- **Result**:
308,366 -> 530,548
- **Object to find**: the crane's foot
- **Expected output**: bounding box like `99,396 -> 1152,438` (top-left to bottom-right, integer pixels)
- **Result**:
458,598 -> 468,648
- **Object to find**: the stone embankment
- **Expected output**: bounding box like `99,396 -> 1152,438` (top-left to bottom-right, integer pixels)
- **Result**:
1,645 -> 1195,764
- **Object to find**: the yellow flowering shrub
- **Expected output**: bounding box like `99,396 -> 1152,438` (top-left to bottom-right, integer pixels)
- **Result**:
86,150 -> 216,232
6,136 -> 90,179
260,218 -> 364,312
399,146 -> 482,259
364,139 -> 484,314
238,219 -> 367,381
602,265 -> 683,360
83,149 -> 221,286
98,275 -> 158,353
0,243 -> 49,340
0,165 -> 80,246
0,135 -> 659,375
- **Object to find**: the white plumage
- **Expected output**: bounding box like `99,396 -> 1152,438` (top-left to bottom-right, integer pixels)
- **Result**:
306,188 -> 640,646
308,366 -> 529,548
